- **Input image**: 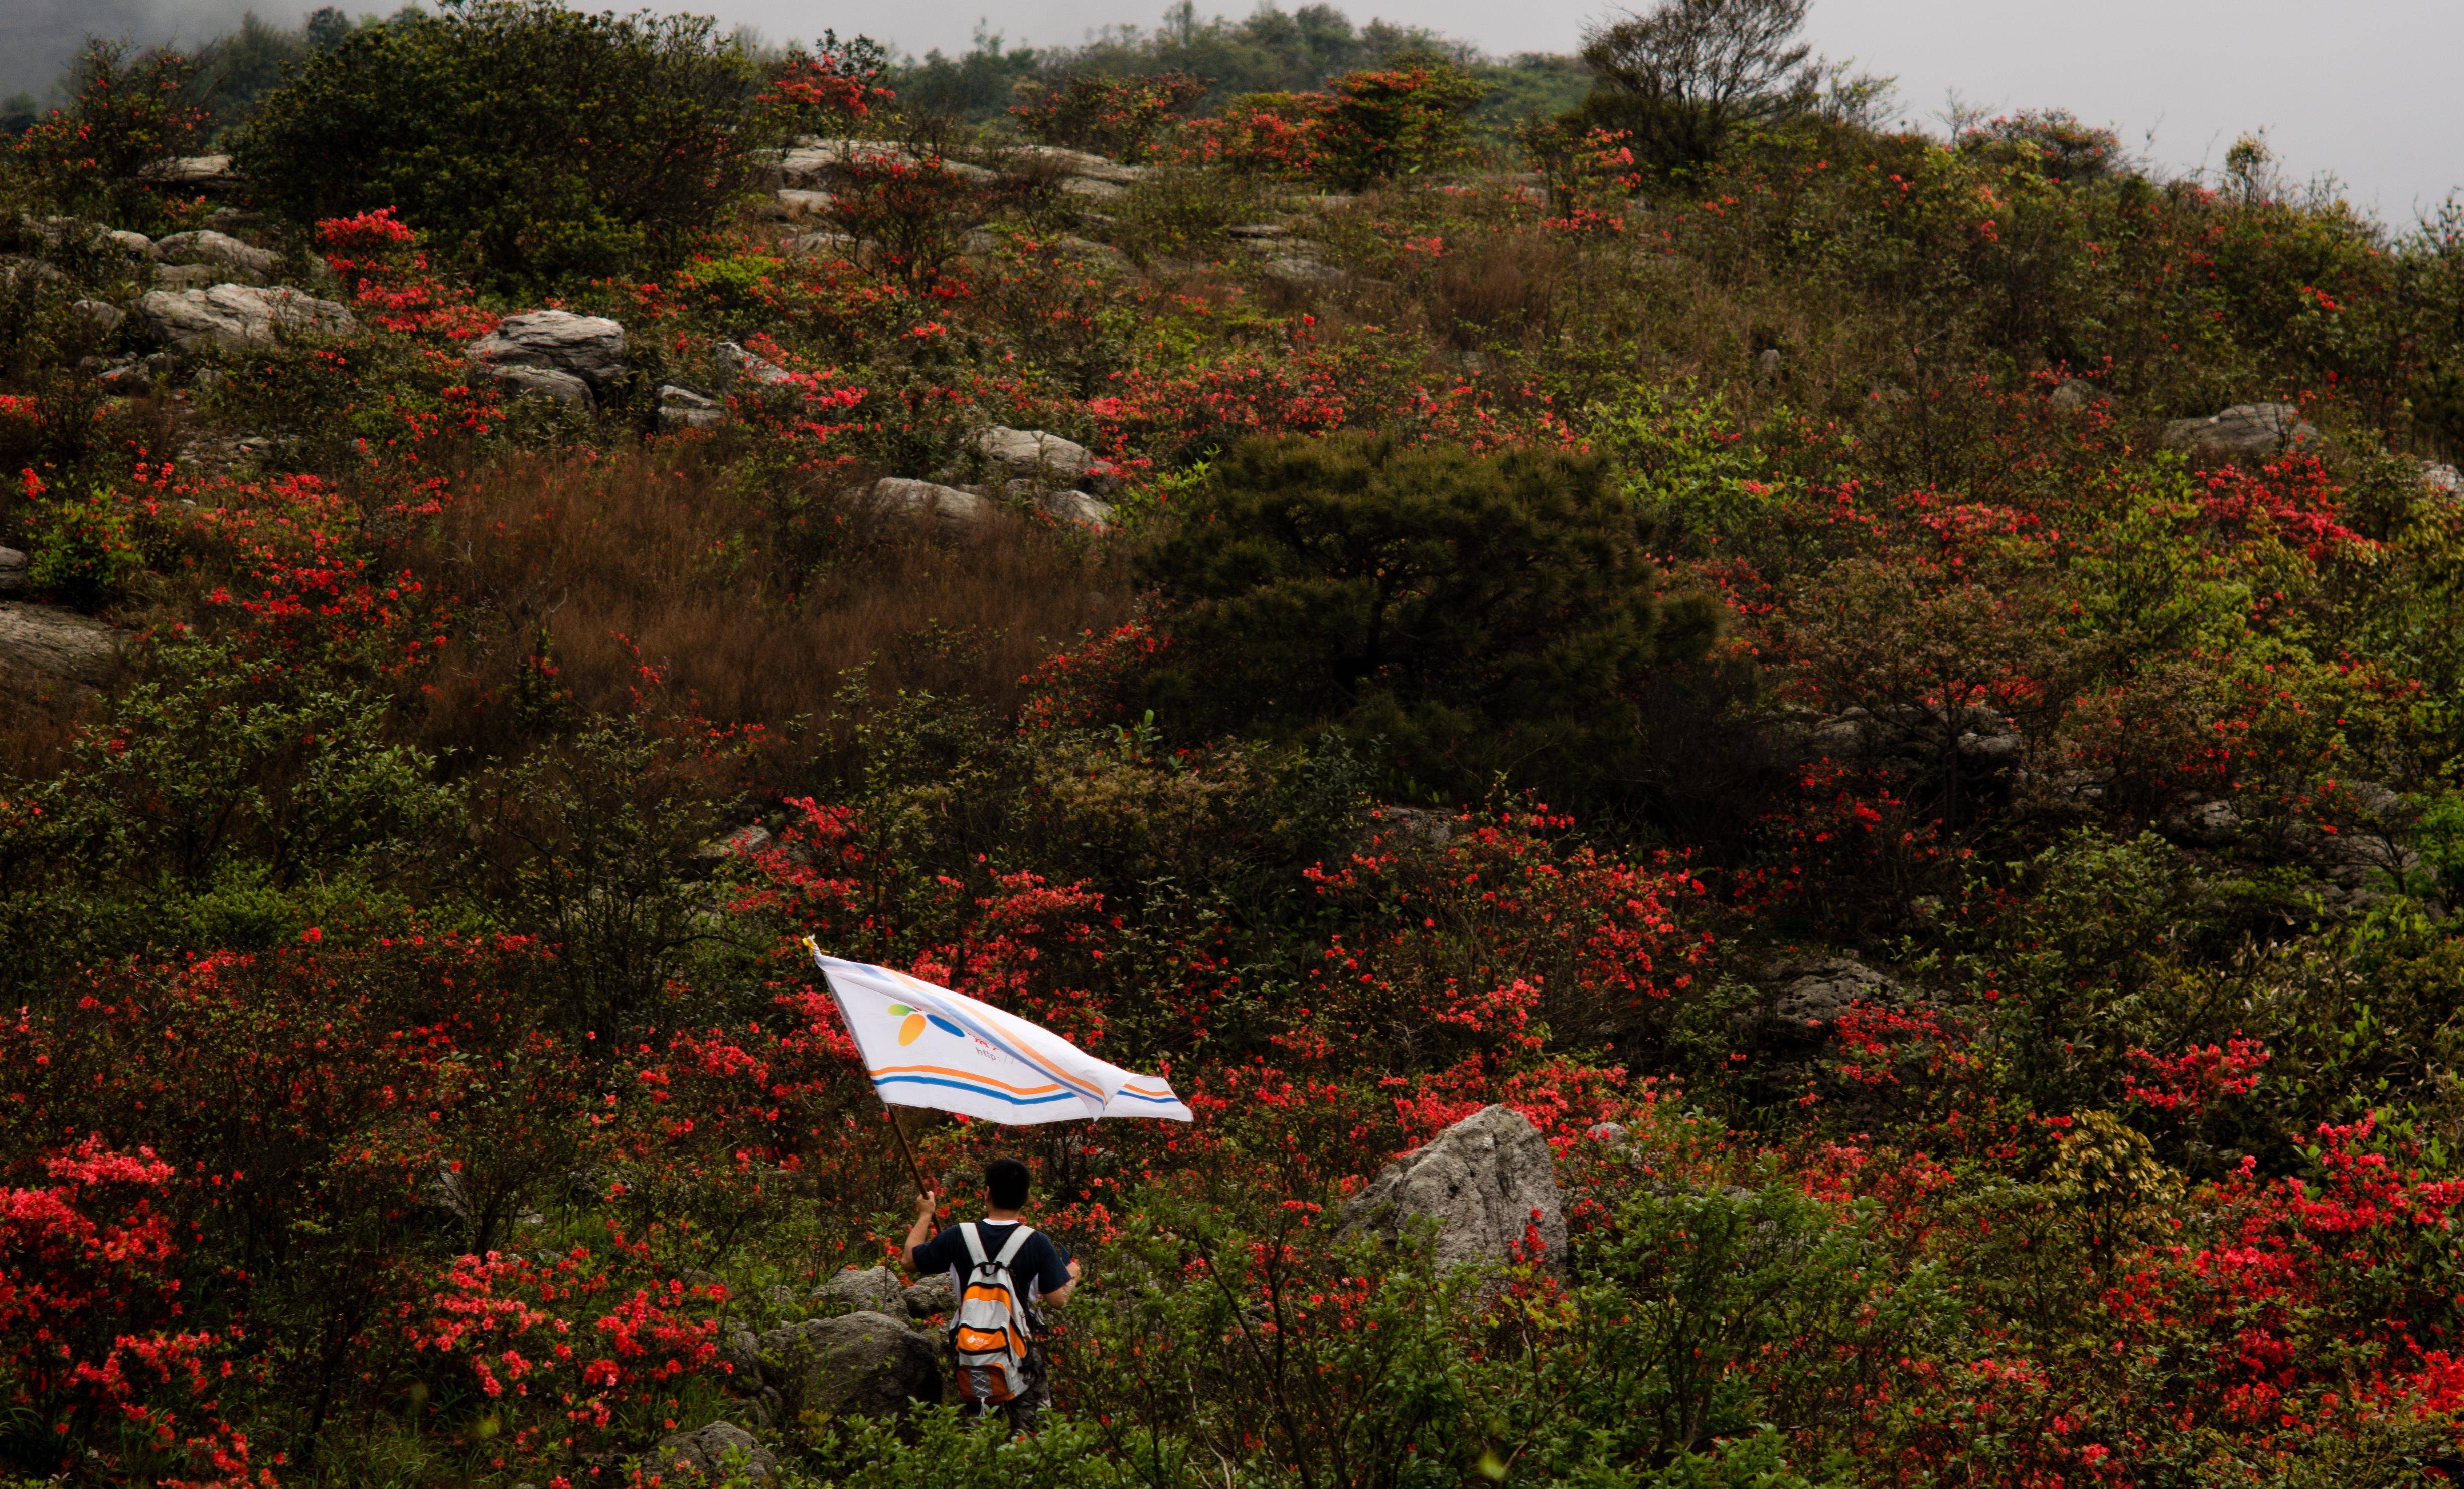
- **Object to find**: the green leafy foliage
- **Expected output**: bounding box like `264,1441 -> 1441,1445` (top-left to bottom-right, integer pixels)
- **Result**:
232,0 -> 764,283
1138,432 -> 1721,802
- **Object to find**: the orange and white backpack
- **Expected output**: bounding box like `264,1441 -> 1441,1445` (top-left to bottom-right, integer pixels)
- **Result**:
950,1222 -> 1036,1404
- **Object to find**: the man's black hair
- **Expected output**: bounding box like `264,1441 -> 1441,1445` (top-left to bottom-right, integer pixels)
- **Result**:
985,1157 -> 1031,1211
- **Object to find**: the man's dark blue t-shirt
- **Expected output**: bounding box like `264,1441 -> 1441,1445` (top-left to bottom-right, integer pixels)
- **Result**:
912,1220 -> 1073,1328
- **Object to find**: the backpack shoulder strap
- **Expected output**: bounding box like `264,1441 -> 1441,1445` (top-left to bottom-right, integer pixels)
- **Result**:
993,1224 -> 1035,1268
961,1221 -> 988,1268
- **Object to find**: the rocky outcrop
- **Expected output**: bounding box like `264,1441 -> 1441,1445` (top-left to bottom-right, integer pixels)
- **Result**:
465,310 -> 627,391
68,300 -> 124,338
487,365 -> 594,410
140,155 -> 238,193
975,426 -> 1093,484
1764,956 -> 1899,1045
813,1265 -> 907,1315
870,478 -> 990,531
0,547 -> 27,598
0,603 -> 122,683
648,1421 -> 777,1483
1055,236 -> 1128,270
780,230 -> 855,256
1263,254 -> 1344,285
1037,489 -> 1116,530
772,138 -> 916,187
755,1310 -> 942,1419
1337,1104 -> 1568,1273
2161,403 -> 2318,461
133,284 -> 355,354
902,1275 -> 957,1319
152,230 -> 278,282
1013,146 -> 1149,185
659,385 -> 724,430
1772,703 -> 2023,773
713,340 -> 795,390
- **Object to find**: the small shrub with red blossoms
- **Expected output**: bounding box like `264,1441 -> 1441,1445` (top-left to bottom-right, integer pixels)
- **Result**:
1011,71 -> 1208,164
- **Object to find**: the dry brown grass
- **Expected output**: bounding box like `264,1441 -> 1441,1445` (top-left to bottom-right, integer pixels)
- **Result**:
401,447 -> 1128,768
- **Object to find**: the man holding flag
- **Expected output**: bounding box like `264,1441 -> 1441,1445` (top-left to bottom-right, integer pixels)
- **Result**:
902,1160 -> 1076,1431
806,943 -> 1189,1429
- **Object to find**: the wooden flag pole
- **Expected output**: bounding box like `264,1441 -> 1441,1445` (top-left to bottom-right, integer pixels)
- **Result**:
885,1105 -> 933,1198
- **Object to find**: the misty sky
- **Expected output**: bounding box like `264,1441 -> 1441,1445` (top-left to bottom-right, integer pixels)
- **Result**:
12,0 -> 2458,224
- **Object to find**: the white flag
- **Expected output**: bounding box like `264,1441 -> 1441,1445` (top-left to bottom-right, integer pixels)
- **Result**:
809,944 -> 1193,1124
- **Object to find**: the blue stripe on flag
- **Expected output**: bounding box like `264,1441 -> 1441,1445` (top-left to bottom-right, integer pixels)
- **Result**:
872,1073 -> 1084,1107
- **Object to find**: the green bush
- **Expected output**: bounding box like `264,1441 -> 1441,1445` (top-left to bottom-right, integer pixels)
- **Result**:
24,480 -> 143,610
1138,432 -> 1721,803
233,0 -> 762,282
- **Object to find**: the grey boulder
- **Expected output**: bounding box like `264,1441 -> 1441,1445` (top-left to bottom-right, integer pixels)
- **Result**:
133,284 -> 356,354
975,425 -> 1092,482
902,1275 -> 957,1319
1263,255 -> 1344,285
465,310 -> 627,390
140,155 -> 237,192
0,603 -> 122,683
69,299 -> 124,338
1015,146 -> 1149,184
781,230 -> 855,257
647,1421 -> 777,1483
659,385 -> 723,430
774,138 -> 913,187
1765,957 -> 1898,1044
756,1310 -> 942,1419
1038,489 -> 1116,531
152,230 -> 278,281
713,340 -> 795,390
813,1265 -> 907,1315
1337,1104 -> 1568,1273
151,265 -> 227,290
485,365 -> 594,410
0,546 -> 26,597
871,478 -> 990,531
2161,403 -> 2318,461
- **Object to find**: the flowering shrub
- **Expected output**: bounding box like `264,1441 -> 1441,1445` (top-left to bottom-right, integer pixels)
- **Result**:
10,40 -> 208,226
0,1139 -> 258,1486
1010,71 -> 1207,163
1182,61 -> 1487,188
406,1240 -> 721,1468
758,32 -> 894,135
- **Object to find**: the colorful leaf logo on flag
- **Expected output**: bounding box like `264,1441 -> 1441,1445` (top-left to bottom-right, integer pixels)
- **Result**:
885,1003 -> 963,1046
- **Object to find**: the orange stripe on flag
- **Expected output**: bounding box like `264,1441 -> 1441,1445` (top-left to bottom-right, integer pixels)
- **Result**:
868,1064 -> 1069,1097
